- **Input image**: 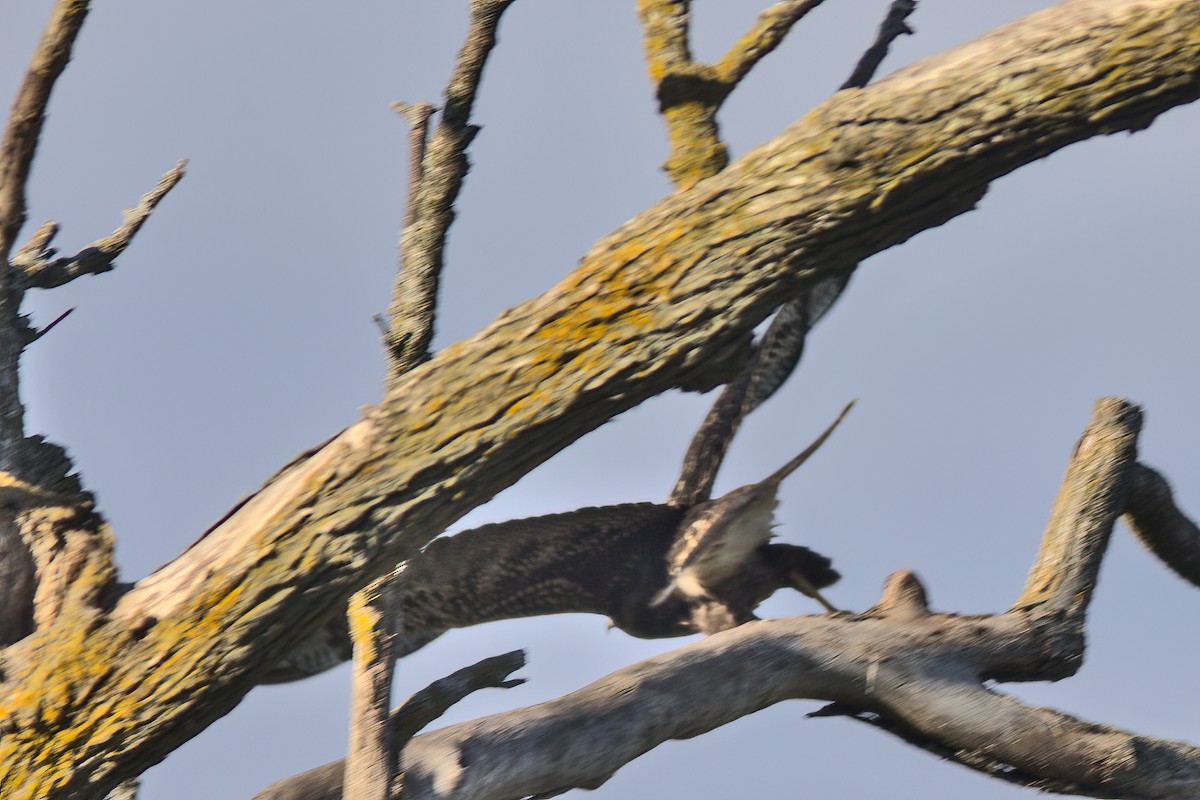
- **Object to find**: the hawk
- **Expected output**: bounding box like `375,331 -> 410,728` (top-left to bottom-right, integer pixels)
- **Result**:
263,406 -> 850,682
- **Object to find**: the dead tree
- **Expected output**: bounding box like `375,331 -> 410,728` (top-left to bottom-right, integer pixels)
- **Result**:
0,2 -> 1198,799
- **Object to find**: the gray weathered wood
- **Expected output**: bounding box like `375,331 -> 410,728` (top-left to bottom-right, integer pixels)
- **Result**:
3,3 -> 1200,797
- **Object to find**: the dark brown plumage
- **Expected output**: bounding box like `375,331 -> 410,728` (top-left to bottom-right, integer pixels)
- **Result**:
265,473 -> 841,682
264,406 -> 852,683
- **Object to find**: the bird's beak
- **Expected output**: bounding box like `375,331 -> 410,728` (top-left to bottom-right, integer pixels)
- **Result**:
790,570 -> 841,614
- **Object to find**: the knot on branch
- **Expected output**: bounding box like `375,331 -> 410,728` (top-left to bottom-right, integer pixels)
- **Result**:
873,570 -> 930,620
655,66 -> 730,112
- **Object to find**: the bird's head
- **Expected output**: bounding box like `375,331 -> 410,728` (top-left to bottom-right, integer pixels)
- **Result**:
759,543 -> 841,611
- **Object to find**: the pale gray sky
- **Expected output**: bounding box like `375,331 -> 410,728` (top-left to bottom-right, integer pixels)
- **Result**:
3,2 -> 1198,798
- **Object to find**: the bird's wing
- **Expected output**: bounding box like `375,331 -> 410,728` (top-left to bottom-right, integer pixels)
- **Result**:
262,502 -> 686,683
658,483 -> 778,603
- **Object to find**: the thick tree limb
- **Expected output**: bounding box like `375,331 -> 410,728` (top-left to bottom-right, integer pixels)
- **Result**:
4,4 -> 1200,797
255,399 -> 1200,800
257,577 -> 1200,800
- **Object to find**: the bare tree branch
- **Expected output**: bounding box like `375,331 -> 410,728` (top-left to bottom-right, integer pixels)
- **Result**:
260,398 -> 1197,800
636,0 -> 692,79
344,573 -> 404,800
252,651 -> 526,800
0,0 -> 89,260
385,1 -> 515,380
13,160 -> 186,290
0,0 -> 92,464
841,0 -> 918,91
1123,462 -> 1200,587
359,4 -> 515,783
257,549 -> 1200,800
1013,397 -> 1142,628
668,0 -> 915,505
5,5 -> 1200,796
636,0 -> 722,186
712,0 -> 827,86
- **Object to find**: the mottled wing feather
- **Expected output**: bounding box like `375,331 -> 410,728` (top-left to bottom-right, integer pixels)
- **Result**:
264,503 -> 685,683
662,484 -> 778,600
398,503 -> 682,630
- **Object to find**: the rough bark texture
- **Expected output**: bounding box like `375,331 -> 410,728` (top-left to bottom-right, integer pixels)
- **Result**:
2,2 -> 1200,798
254,399 -> 1200,800
343,577 -> 402,800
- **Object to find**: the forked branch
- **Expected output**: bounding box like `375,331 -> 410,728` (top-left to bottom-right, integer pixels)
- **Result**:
14,160 -> 187,289
668,1 -> 914,505
353,4 -> 516,792
0,0 -> 89,260
712,0 -> 827,86
254,398 -> 1200,800
6,5 -> 1200,797
385,0 -> 516,379
253,651 -> 526,800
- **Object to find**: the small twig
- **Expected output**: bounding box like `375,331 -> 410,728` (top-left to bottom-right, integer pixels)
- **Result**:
371,313 -> 389,338
252,651 -> 526,800
0,0 -> 90,260
840,0 -> 918,91
1123,462 -> 1200,588
16,160 -> 187,289
12,221 -> 58,266
391,649 -> 526,751
385,1 -> 515,382
25,306 -> 73,345
712,0 -> 827,86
